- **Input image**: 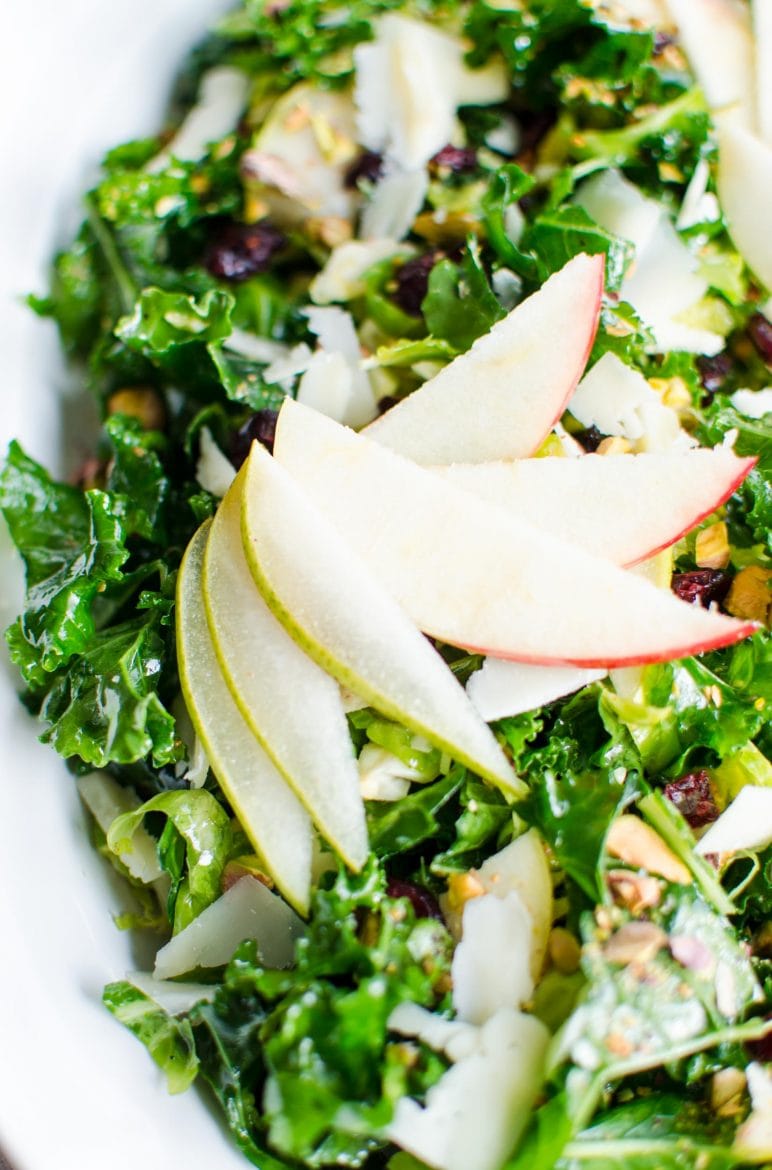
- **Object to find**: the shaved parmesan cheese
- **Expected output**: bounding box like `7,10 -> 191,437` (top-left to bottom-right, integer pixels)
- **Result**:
245,83 -> 358,223
451,891 -> 534,1024
196,427 -> 236,498
310,238 -> 411,304
126,972 -> 217,1015
148,66 -> 249,171
360,167 -> 429,242
476,831 -> 554,981
755,0 -> 772,146
387,1008 -> 549,1170
731,388 -> 772,418
263,342 -> 314,388
569,352 -> 694,452
154,875 -> 304,980
76,773 -> 165,885
694,786 -> 772,856
576,170 -> 724,355
302,306 -> 378,427
353,14 -> 507,170
224,327 -> 292,365
676,158 -> 720,229
468,657 -> 605,720
357,741 -> 434,801
388,1002 -> 479,1062
717,122 -> 772,291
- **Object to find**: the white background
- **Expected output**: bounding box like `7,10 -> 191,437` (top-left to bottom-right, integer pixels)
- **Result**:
0,2 -> 247,1167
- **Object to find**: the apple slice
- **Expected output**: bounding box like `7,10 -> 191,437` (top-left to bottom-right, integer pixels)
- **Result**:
240,442 -> 522,796
666,0 -> 755,129
362,253 -> 604,463
434,449 -> 755,568
177,522 -> 313,914
273,400 -> 756,667
717,122 -> 772,292
202,471 -> 368,871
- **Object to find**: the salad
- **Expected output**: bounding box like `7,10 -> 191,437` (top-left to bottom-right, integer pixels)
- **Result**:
1,0 -> 772,1167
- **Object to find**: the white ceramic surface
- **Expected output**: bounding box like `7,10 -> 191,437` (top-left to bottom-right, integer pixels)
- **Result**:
0,2 -> 247,1167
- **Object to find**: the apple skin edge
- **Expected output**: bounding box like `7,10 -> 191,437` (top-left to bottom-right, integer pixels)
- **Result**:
363,251 -> 605,463
621,453 -> 758,567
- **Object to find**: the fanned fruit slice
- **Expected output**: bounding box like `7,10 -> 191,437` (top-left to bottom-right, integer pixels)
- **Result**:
240,441 -> 522,797
202,470 -> 368,872
177,522 -> 313,914
433,449 -> 756,567
363,252 -> 604,463
273,400 -> 756,667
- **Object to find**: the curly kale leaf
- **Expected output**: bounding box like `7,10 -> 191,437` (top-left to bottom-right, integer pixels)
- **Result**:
38,604 -> 181,770
0,443 -> 129,686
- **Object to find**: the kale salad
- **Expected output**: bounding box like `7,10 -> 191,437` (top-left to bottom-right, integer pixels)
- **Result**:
2,1 -> 772,1167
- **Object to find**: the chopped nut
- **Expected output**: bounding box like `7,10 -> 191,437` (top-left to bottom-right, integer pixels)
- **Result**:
445,870 -> 486,913
695,521 -> 730,570
711,1067 -> 746,1117
648,375 -> 691,411
596,435 -> 633,455
607,868 -> 662,913
602,921 -> 668,965
726,566 -> 772,625
606,815 -> 691,884
605,1031 -> 634,1057
548,927 -> 582,974
412,210 -> 482,246
305,215 -> 353,248
670,934 -> 713,973
107,386 -> 165,431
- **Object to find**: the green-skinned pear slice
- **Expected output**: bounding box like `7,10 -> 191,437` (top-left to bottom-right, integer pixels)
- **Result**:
362,252 -> 604,463
272,400 -> 756,667
433,448 -> 756,567
202,472 -> 368,872
240,442 -> 521,797
177,521 -> 313,914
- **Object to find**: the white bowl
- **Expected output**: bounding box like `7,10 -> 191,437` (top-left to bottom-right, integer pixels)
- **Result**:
0,2 -> 246,1166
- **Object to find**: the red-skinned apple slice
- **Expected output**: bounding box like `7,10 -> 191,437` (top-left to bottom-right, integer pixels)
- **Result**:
274,400 -> 756,667
202,469 -> 368,872
177,522 -> 313,914
433,449 -> 756,567
362,252 -> 604,463
240,441 -> 522,796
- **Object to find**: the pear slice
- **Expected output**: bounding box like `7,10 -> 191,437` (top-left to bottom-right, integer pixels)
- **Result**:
240,442 -> 521,797
363,252 -> 604,463
177,522 -> 313,914
433,448 -> 756,567
272,400 -> 756,667
202,472 -> 368,872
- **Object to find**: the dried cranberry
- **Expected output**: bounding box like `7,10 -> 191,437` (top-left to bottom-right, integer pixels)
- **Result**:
747,1019 -> 772,1062
205,220 -> 285,282
576,425 -> 607,453
517,108 -> 557,155
663,770 -> 719,828
344,150 -> 384,189
230,409 -> 279,465
430,144 -> 478,174
386,878 -> 443,922
696,351 -> 734,397
748,313 -> 772,365
394,252 -> 441,316
377,395 -> 400,415
671,570 -> 731,609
